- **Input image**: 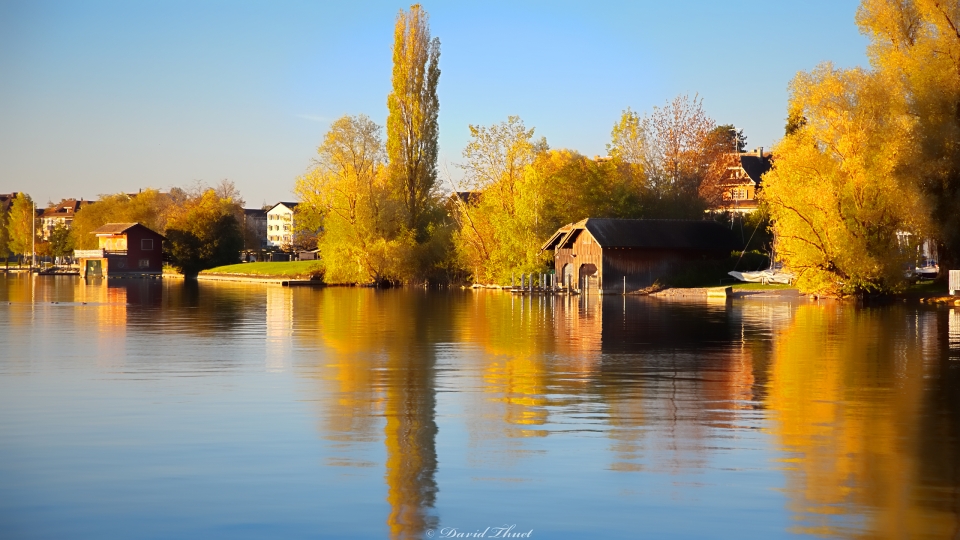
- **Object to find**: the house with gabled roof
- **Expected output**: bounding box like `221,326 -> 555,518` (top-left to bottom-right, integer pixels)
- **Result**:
266,202 -> 298,248
706,147 -> 772,214
75,223 -> 165,278
541,218 -> 738,293
39,198 -> 90,239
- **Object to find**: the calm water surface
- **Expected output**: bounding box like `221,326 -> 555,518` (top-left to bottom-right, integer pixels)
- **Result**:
1,275 -> 959,539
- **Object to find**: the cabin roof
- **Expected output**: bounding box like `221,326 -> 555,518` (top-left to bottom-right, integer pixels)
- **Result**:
542,218 -> 738,252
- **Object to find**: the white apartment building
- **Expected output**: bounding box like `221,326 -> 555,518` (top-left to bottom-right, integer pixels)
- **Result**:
266,202 -> 298,248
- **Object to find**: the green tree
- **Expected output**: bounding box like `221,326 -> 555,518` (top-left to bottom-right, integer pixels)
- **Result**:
713,124 -> 747,153
6,193 -> 36,265
292,204 -> 322,251
164,189 -> 243,276
386,3 -> 441,239
48,222 -> 74,260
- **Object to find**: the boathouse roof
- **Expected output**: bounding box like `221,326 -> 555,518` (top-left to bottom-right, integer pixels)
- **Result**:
541,218 -> 738,252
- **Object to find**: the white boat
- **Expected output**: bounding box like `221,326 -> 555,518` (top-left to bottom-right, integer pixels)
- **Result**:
728,269 -> 796,285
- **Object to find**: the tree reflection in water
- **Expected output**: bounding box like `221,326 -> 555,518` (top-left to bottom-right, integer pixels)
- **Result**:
284,286 -> 960,539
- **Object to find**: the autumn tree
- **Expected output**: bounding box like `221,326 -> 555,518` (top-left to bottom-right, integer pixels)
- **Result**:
855,0 -> 960,268
547,150 -> 644,221
762,0 -> 960,295
164,189 -> 243,276
296,114 -> 413,285
6,193 -> 37,265
453,116 -> 547,283
387,3 -> 441,239
70,190 -> 172,249
607,95 -> 727,218
762,64 -> 928,295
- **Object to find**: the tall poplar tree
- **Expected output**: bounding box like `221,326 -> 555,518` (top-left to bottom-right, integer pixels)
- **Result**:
386,4 -> 440,240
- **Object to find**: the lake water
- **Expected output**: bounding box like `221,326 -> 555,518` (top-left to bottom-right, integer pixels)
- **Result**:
1,275 -> 959,539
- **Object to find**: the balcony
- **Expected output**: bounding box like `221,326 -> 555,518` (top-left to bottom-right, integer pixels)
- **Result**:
74,249 -> 104,258
73,249 -> 128,258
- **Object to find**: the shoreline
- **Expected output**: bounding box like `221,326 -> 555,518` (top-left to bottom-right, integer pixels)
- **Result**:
165,272 -> 324,286
110,273 -> 960,304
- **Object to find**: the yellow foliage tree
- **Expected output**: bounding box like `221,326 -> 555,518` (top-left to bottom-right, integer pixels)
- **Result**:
70,189 -> 172,249
856,0 -> 960,266
763,65 -> 928,295
762,0 -> 960,295
452,116 -> 550,284
6,193 -> 37,263
295,115 -> 413,285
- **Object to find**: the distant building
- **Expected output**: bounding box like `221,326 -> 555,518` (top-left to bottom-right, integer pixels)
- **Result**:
708,147 -> 772,214
242,208 -> 268,249
266,202 -> 298,248
39,199 -> 89,239
541,218 -> 738,293
75,223 -> 165,278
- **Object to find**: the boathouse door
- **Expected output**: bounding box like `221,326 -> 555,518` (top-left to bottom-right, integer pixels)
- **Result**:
86,259 -> 103,278
562,263 -> 574,288
579,263 -> 598,292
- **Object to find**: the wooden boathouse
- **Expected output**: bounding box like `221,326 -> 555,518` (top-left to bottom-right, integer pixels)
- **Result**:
541,218 -> 738,293
76,223 -> 165,278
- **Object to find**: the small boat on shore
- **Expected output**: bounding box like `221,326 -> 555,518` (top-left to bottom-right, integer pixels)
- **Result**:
728,269 -> 795,285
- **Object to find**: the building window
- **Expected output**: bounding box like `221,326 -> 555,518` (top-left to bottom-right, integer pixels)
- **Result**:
141,239 -> 153,250
139,259 -> 150,268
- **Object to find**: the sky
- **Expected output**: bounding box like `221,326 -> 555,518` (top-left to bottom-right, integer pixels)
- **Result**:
0,0 -> 870,208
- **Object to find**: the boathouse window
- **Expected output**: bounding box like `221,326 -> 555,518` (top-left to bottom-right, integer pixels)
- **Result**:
139,259 -> 150,268
141,239 -> 154,250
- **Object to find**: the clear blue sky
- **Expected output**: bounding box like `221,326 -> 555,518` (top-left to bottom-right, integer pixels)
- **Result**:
1,0 -> 869,208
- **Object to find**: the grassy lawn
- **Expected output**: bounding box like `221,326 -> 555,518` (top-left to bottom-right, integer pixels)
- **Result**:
201,261 -> 322,278
903,280 -> 948,298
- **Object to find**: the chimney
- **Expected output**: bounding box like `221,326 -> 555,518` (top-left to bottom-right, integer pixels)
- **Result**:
757,146 -> 763,157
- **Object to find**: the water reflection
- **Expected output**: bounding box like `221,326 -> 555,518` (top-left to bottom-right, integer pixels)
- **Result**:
266,286 -> 292,372
295,290 -> 443,540
949,308 -> 960,359
3,277 -> 960,539
766,305 -> 960,538
296,290 -> 960,538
